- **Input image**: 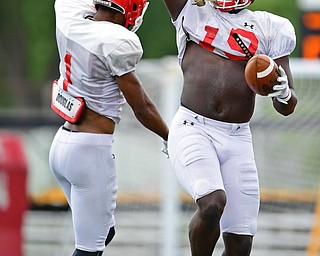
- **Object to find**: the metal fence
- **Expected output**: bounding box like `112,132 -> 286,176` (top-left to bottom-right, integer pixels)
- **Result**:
1,57 -> 320,256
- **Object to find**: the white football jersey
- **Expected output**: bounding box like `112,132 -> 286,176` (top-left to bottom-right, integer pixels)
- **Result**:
173,1 -> 296,64
54,0 -> 143,123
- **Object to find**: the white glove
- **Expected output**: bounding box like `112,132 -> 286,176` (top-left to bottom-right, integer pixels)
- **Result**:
161,140 -> 169,158
267,66 -> 292,105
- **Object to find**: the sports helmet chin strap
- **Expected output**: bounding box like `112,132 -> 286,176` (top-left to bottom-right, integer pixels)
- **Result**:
130,2 -> 149,33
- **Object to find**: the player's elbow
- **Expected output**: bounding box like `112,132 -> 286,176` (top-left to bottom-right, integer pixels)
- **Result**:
134,108 -> 149,119
133,103 -> 153,120
280,108 -> 295,116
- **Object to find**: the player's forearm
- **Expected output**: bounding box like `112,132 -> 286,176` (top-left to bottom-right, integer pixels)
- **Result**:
134,104 -> 169,141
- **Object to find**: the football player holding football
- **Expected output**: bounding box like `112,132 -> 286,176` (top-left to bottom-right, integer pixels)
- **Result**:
49,0 -> 168,255
161,0 -> 298,255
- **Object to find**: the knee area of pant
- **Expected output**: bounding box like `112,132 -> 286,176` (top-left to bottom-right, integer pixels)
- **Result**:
193,179 -> 226,205
72,249 -> 103,256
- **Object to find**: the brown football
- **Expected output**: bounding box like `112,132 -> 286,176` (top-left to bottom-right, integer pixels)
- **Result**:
244,54 -> 280,96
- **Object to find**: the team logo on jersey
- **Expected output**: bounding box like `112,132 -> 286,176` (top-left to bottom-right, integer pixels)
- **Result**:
244,22 -> 254,29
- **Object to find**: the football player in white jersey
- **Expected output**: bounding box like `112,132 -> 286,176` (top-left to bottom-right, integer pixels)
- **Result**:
161,0 -> 298,255
49,0 -> 168,255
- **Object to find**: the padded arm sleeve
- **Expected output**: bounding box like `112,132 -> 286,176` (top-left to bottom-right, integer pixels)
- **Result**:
107,36 -> 143,77
267,15 -> 296,59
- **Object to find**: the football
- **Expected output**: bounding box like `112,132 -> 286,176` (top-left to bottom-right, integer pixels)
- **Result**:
244,54 -> 280,96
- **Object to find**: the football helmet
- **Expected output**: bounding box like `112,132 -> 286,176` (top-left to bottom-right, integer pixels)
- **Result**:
93,0 -> 149,32
209,0 -> 254,12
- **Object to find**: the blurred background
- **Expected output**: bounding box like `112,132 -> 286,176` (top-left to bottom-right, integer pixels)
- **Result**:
0,0 -> 320,256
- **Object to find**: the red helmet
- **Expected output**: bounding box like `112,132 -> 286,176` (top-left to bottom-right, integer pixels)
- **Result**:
93,0 -> 149,31
209,0 -> 254,12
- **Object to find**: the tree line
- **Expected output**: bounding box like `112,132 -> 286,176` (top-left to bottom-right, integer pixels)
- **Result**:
0,0 -> 300,108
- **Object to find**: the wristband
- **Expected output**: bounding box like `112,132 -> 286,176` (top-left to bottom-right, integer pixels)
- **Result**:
276,88 -> 292,105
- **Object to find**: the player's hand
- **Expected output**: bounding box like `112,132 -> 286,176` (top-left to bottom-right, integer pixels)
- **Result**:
267,66 -> 292,104
161,140 -> 169,158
